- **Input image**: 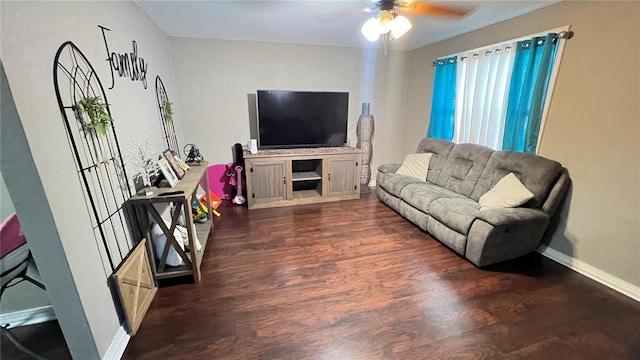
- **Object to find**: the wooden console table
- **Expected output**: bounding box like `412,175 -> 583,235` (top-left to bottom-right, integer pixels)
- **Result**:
126,162 -> 212,283
244,147 -> 362,209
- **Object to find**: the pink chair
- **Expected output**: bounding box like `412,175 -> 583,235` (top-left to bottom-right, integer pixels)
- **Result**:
201,163 -> 235,200
0,213 -> 47,359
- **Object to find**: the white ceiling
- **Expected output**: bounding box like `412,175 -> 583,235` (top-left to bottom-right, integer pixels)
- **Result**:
136,1 -> 559,51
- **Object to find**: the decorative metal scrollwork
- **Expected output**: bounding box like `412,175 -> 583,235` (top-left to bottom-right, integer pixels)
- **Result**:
53,41 -> 133,274
155,76 -> 179,154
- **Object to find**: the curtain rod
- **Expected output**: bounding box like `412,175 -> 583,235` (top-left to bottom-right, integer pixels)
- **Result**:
429,30 -> 574,67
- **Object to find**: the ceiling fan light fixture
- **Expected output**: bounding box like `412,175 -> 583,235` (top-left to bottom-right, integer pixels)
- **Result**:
361,9 -> 413,42
390,15 -> 412,39
361,17 -> 381,41
378,10 -> 394,34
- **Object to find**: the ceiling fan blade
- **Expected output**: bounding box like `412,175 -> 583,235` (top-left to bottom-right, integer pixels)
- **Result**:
401,1 -> 469,18
310,6 -> 371,25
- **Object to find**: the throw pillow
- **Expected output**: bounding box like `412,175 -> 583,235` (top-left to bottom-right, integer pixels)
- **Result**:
479,173 -> 534,211
395,153 -> 432,181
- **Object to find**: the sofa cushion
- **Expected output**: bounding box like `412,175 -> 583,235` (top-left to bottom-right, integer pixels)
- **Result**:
479,173 -> 534,211
400,182 -> 465,213
396,153 -> 432,180
415,138 -> 455,183
435,143 -> 494,197
470,151 -> 561,207
377,186 -> 403,210
428,197 -> 481,235
427,217 -> 467,255
398,201 -> 430,232
377,163 -> 402,174
377,173 -> 425,197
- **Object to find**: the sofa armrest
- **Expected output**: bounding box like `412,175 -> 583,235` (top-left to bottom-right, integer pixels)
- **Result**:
476,207 -> 549,227
378,163 -> 402,174
466,208 -> 550,267
541,168 -> 571,215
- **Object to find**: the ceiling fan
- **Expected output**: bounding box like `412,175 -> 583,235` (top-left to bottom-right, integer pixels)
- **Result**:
313,1 -> 470,41
375,0 -> 469,18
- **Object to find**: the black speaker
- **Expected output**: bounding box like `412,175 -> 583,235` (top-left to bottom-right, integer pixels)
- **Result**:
231,143 -> 247,201
232,143 -> 245,167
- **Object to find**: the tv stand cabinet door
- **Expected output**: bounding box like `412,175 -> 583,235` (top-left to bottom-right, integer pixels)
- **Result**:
326,155 -> 360,197
246,159 -> 288,208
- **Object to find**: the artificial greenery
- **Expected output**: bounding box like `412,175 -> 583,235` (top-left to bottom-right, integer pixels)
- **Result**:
77,97 -> 113,135
163,101 -> 174,122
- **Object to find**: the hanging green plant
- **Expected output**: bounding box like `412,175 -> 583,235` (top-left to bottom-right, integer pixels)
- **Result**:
76,97 -> 113,135
163,101 -> 174,122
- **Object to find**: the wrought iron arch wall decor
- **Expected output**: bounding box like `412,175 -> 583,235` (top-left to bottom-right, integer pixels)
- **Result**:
155,76 -> 179,154
53,41 -> 133,275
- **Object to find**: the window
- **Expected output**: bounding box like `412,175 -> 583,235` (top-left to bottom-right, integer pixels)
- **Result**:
427,26 -> 572,153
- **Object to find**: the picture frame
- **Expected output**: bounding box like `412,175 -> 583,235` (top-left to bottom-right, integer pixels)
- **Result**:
163,149 -> 185,179
158,158 -> 179,187
176,156 -> 191,172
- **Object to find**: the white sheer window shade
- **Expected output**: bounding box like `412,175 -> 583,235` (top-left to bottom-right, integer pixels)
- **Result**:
454,43 -> 516,149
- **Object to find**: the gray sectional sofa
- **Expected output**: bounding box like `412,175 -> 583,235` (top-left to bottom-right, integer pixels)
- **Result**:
377,138 -> 570,267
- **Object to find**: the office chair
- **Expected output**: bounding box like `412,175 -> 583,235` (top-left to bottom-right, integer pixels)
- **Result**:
1,213 -> 47,360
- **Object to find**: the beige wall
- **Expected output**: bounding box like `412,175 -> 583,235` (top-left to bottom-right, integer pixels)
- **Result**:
1,1 -> 183,357
169,38 -> 408,179
404,1 -> 640,286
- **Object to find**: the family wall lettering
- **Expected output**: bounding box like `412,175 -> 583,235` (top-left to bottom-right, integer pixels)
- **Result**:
99,25 -> 149,90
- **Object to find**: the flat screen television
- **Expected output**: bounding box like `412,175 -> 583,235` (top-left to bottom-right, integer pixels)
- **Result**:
256,90 -> 349,149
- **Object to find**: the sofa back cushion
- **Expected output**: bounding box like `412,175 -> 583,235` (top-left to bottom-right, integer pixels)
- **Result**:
415,138 -> 455,183
396,153 -> 432,180
470,151 -> 562,208
435,143 -> 494,197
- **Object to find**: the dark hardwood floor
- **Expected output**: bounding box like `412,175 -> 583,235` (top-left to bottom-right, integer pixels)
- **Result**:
123,192 -> 640,360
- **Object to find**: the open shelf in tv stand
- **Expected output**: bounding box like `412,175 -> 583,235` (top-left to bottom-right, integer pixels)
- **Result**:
244,147 -> 362,209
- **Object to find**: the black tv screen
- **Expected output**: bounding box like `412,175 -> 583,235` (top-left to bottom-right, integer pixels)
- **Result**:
257,90 -> 349,149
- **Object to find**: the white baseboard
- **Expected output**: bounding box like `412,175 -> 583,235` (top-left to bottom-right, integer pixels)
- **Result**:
537,245 -> 640,302
102,326 -> 130,360
0,305 -> 56,328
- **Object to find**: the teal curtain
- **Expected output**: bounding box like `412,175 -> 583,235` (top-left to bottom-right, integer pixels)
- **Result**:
502,33 -> 558,153
427,56 -> 457,140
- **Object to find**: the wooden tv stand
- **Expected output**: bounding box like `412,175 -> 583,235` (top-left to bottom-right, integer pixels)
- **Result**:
244,147 -> 362,209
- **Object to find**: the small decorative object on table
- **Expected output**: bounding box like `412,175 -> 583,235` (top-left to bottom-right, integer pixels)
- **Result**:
183,144 -> 203,164
177,156 -> 190,172
163,149 -> 185,179
127,138 -> 159,188
158,158 -> 179,187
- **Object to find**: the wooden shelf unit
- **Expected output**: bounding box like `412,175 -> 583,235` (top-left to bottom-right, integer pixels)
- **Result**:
126,161 -> 213,283
244,147 -> 362,209
291,171 -> 322,181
